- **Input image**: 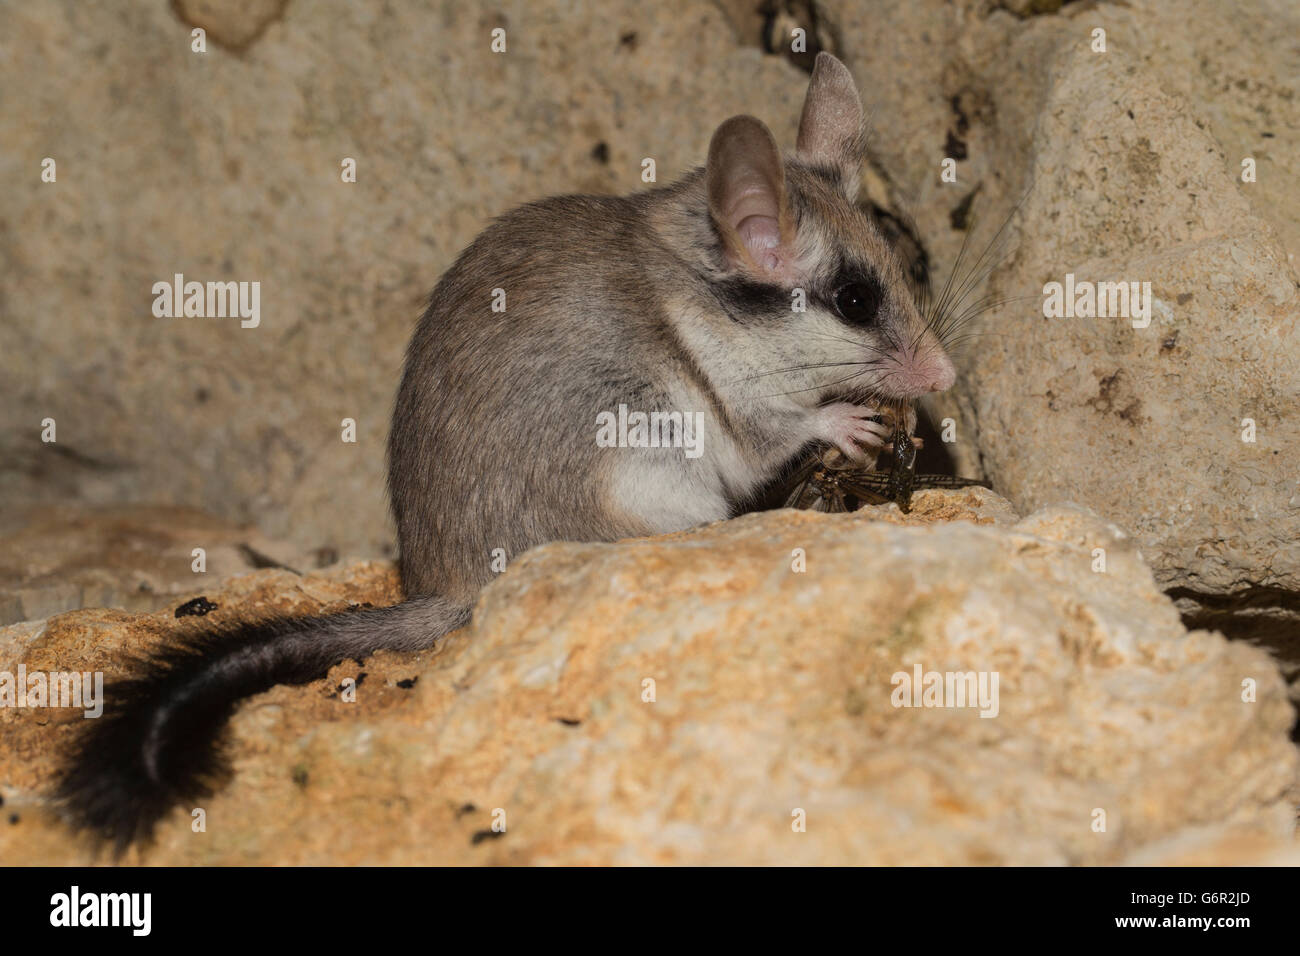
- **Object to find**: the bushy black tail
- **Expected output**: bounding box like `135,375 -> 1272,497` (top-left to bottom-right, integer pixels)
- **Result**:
55,594 -> 469,852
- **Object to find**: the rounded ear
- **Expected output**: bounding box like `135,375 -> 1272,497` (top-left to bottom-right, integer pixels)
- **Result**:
706,115 -> 795,274
796,52 -> 866,189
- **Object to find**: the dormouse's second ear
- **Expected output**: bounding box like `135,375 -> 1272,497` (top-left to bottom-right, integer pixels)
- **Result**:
706,115 -> 795,277
796,52 -> 866,192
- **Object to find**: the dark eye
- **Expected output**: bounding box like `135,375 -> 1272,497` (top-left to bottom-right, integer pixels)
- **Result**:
833,280 -> 883,326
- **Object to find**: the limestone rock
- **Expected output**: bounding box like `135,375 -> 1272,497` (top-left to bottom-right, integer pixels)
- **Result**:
827,0 -> 1300,604
965,38 -> 1300,600
0,560 -> 402,802
0,504 -> 336,626
5,0 -> 1295,611
2,0 -> 1297,864
0,0 -> 809,563
0,498 -> 1293,864
172,0 -> 290,53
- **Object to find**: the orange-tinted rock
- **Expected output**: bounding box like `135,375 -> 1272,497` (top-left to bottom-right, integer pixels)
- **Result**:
1,499 -> 1293,864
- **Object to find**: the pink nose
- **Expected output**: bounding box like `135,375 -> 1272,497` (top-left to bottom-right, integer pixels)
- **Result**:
925,355 -> 956,392
887,351 -> 957,398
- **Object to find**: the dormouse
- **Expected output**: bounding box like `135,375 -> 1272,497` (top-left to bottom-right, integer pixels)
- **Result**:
59,53 -> 956,849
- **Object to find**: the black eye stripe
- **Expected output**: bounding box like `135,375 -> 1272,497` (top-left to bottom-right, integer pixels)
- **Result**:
707,270 -> 884,326
710,276 -> 793,322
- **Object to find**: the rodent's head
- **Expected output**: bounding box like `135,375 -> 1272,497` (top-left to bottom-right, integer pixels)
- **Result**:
701,53 -> 954,405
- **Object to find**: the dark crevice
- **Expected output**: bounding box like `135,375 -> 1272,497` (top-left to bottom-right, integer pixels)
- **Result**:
237,543 -> 301,574
949,184 -> 983,231
43,442 -> 125,472
1170,586 -> 1300,743
912,412 -> 960,477
759,1 -> 839,73
170,0 -> 291,55
1169,587 -> 1300,671
1167,585 -> 1300,617
992,0 -> 1083,19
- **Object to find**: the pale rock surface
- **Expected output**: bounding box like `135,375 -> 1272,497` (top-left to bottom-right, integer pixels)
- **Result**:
0,505 -> 333,626
0,495 -> 1293,865
3,0 -> 1295,609
830,0 -> 1300,600
0,0 -> 808,561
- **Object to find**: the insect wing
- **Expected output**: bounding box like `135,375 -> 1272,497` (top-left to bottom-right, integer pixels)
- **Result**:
911,475 -> 993,490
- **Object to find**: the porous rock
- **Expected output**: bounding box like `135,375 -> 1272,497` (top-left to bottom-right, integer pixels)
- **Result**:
0,0 -> 808,563
0,504 -> 330,626
830,0 -> 1300,604
0,495 -> 1293,864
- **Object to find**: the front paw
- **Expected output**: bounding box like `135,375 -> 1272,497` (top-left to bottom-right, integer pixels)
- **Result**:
809,402 -> 891,463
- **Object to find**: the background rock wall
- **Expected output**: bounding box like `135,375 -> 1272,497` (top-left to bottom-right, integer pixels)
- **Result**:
2,0 -> 1298,635
2,0 -> 809,559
